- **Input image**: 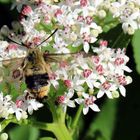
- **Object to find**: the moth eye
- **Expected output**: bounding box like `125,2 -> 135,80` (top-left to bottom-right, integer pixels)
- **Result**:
27,53 -> 34,62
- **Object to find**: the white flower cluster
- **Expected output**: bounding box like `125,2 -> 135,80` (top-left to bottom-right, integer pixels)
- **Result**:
0,91 -> 43,121
50,42 -> 132,115
110,0 -> 140,34
0,41 -> 132,117
19,0 -> 103,53
15,0 -> 140,55
0,41 -> 27,62
0,0 -> 134,119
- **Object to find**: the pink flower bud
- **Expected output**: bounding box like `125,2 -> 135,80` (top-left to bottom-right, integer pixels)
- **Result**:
33,37 -> 41,45
64,80 -> 72,88
77,15 -> 84,22
96,64 -> 104,75
85,16 -> 92,25
114,57 -> 124,66
21,5 -> 32,15
83,69 -> 92,78
99,40 -> 108,47
5,44 -> 18,51
57,96 -> 65,104
54,9 -> 63,17
117,75 -> 127,85
85,96 -> 95,106
80,0 -> 88,7
16,100 -> 24,108
92,56 -> 100,64
102,81 -> 111,90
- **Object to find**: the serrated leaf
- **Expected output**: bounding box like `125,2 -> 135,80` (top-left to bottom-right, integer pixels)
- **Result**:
132,29 -> 140,74
84,99 -> 118,140
9,126 -> 39,140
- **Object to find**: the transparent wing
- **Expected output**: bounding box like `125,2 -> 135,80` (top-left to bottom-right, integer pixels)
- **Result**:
0,25 -> 25,47
43,52 -> 92,63
0,57 -> 26,95
1,57 -> 25,82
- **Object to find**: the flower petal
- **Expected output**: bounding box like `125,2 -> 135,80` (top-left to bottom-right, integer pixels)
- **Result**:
83,106 -> 89,115
119,85 -> 126,97
84,42 -> 90,53
89,104 -> 100,112
123,66 -> 132,73
67,89 -> 74,98
67,100 -> 76,108
106,91 -> 113,99
97,90 -> 104,98
75,98 -> 84,104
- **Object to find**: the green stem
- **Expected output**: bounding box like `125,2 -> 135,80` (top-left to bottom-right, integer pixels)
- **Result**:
52,123 -> 73,140
16,120 -> 72,140
47,100 -> 58,122
71,105 -> 83,136
1,118 -> 73,140
47,99 -> 66,123
1,119 -> 11,131
47,100 -> 72,140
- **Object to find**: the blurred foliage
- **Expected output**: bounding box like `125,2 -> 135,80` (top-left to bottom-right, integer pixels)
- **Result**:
0,0 -> 11,3
132,29 -> 140,74
84,99 -> 118,140
98,24 -> 132,49
39,137 -> 56,140
9,125 -> 39,140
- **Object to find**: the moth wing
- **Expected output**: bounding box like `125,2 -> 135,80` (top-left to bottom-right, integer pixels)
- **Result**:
1,25 -> 23,46
1,57 -> 25,83
43,52 -> 93,63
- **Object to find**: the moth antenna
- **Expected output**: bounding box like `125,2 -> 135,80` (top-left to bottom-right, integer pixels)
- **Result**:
7,37 -> 27,47
36,28 -> 58,47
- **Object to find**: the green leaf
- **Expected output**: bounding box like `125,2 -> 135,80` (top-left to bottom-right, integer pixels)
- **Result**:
9,126 -> 39,140
35,23 -> 53,32
84,99 -> 118,140
99,24 -> 132,49
0,0 -> 10,3
67,45 -> 83,53
132,29 -> 140,74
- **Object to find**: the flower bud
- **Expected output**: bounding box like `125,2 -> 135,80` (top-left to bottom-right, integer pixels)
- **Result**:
98,10 -> 106,19
0,133 -> 8,140
112,91 -> 120,98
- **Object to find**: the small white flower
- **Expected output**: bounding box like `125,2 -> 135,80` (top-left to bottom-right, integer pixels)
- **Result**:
75,92 -> 100,115
0,92 -> 14,119
57,89 -> 76,112
11,104 -> 28,121
27,99 -> 44,115
96,76 -> 117,99
16,90 -> 43,115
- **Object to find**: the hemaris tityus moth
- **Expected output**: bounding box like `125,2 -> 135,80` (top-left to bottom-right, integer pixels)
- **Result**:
0,28 -> 90,99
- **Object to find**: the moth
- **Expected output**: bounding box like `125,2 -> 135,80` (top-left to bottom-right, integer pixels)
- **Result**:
0,28 -> 90,99
1,28 -> 79,99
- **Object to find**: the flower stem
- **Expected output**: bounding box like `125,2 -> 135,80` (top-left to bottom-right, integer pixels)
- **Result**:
47,100 -> 73,140
71,104 -> 83,136
51,123 -> 73,140
16,119 -> 72,140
